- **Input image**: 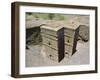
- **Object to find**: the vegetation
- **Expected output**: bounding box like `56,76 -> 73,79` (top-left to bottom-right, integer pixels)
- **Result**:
26,12 -> 65,20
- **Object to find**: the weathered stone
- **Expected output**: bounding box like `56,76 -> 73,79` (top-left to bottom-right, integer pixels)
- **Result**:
78,25 -> 89,42
26,27 -> 42,45
41,26 -> 64,62
66,16 -> 89,42
64,23 -> 79,56
40,21 -> 80,62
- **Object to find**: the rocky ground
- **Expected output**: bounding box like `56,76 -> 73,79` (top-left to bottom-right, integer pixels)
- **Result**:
26,40 -> 89,67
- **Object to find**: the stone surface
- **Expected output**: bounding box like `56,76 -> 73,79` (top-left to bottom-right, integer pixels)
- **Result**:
78,25 -> 89,42
64,26 -> 79,56
41,26 -> 64,62
26,41 -> 89,67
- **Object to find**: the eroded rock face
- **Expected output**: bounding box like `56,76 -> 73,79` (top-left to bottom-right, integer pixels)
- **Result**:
78,25 -> 89,42
26,27 -> 42,45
